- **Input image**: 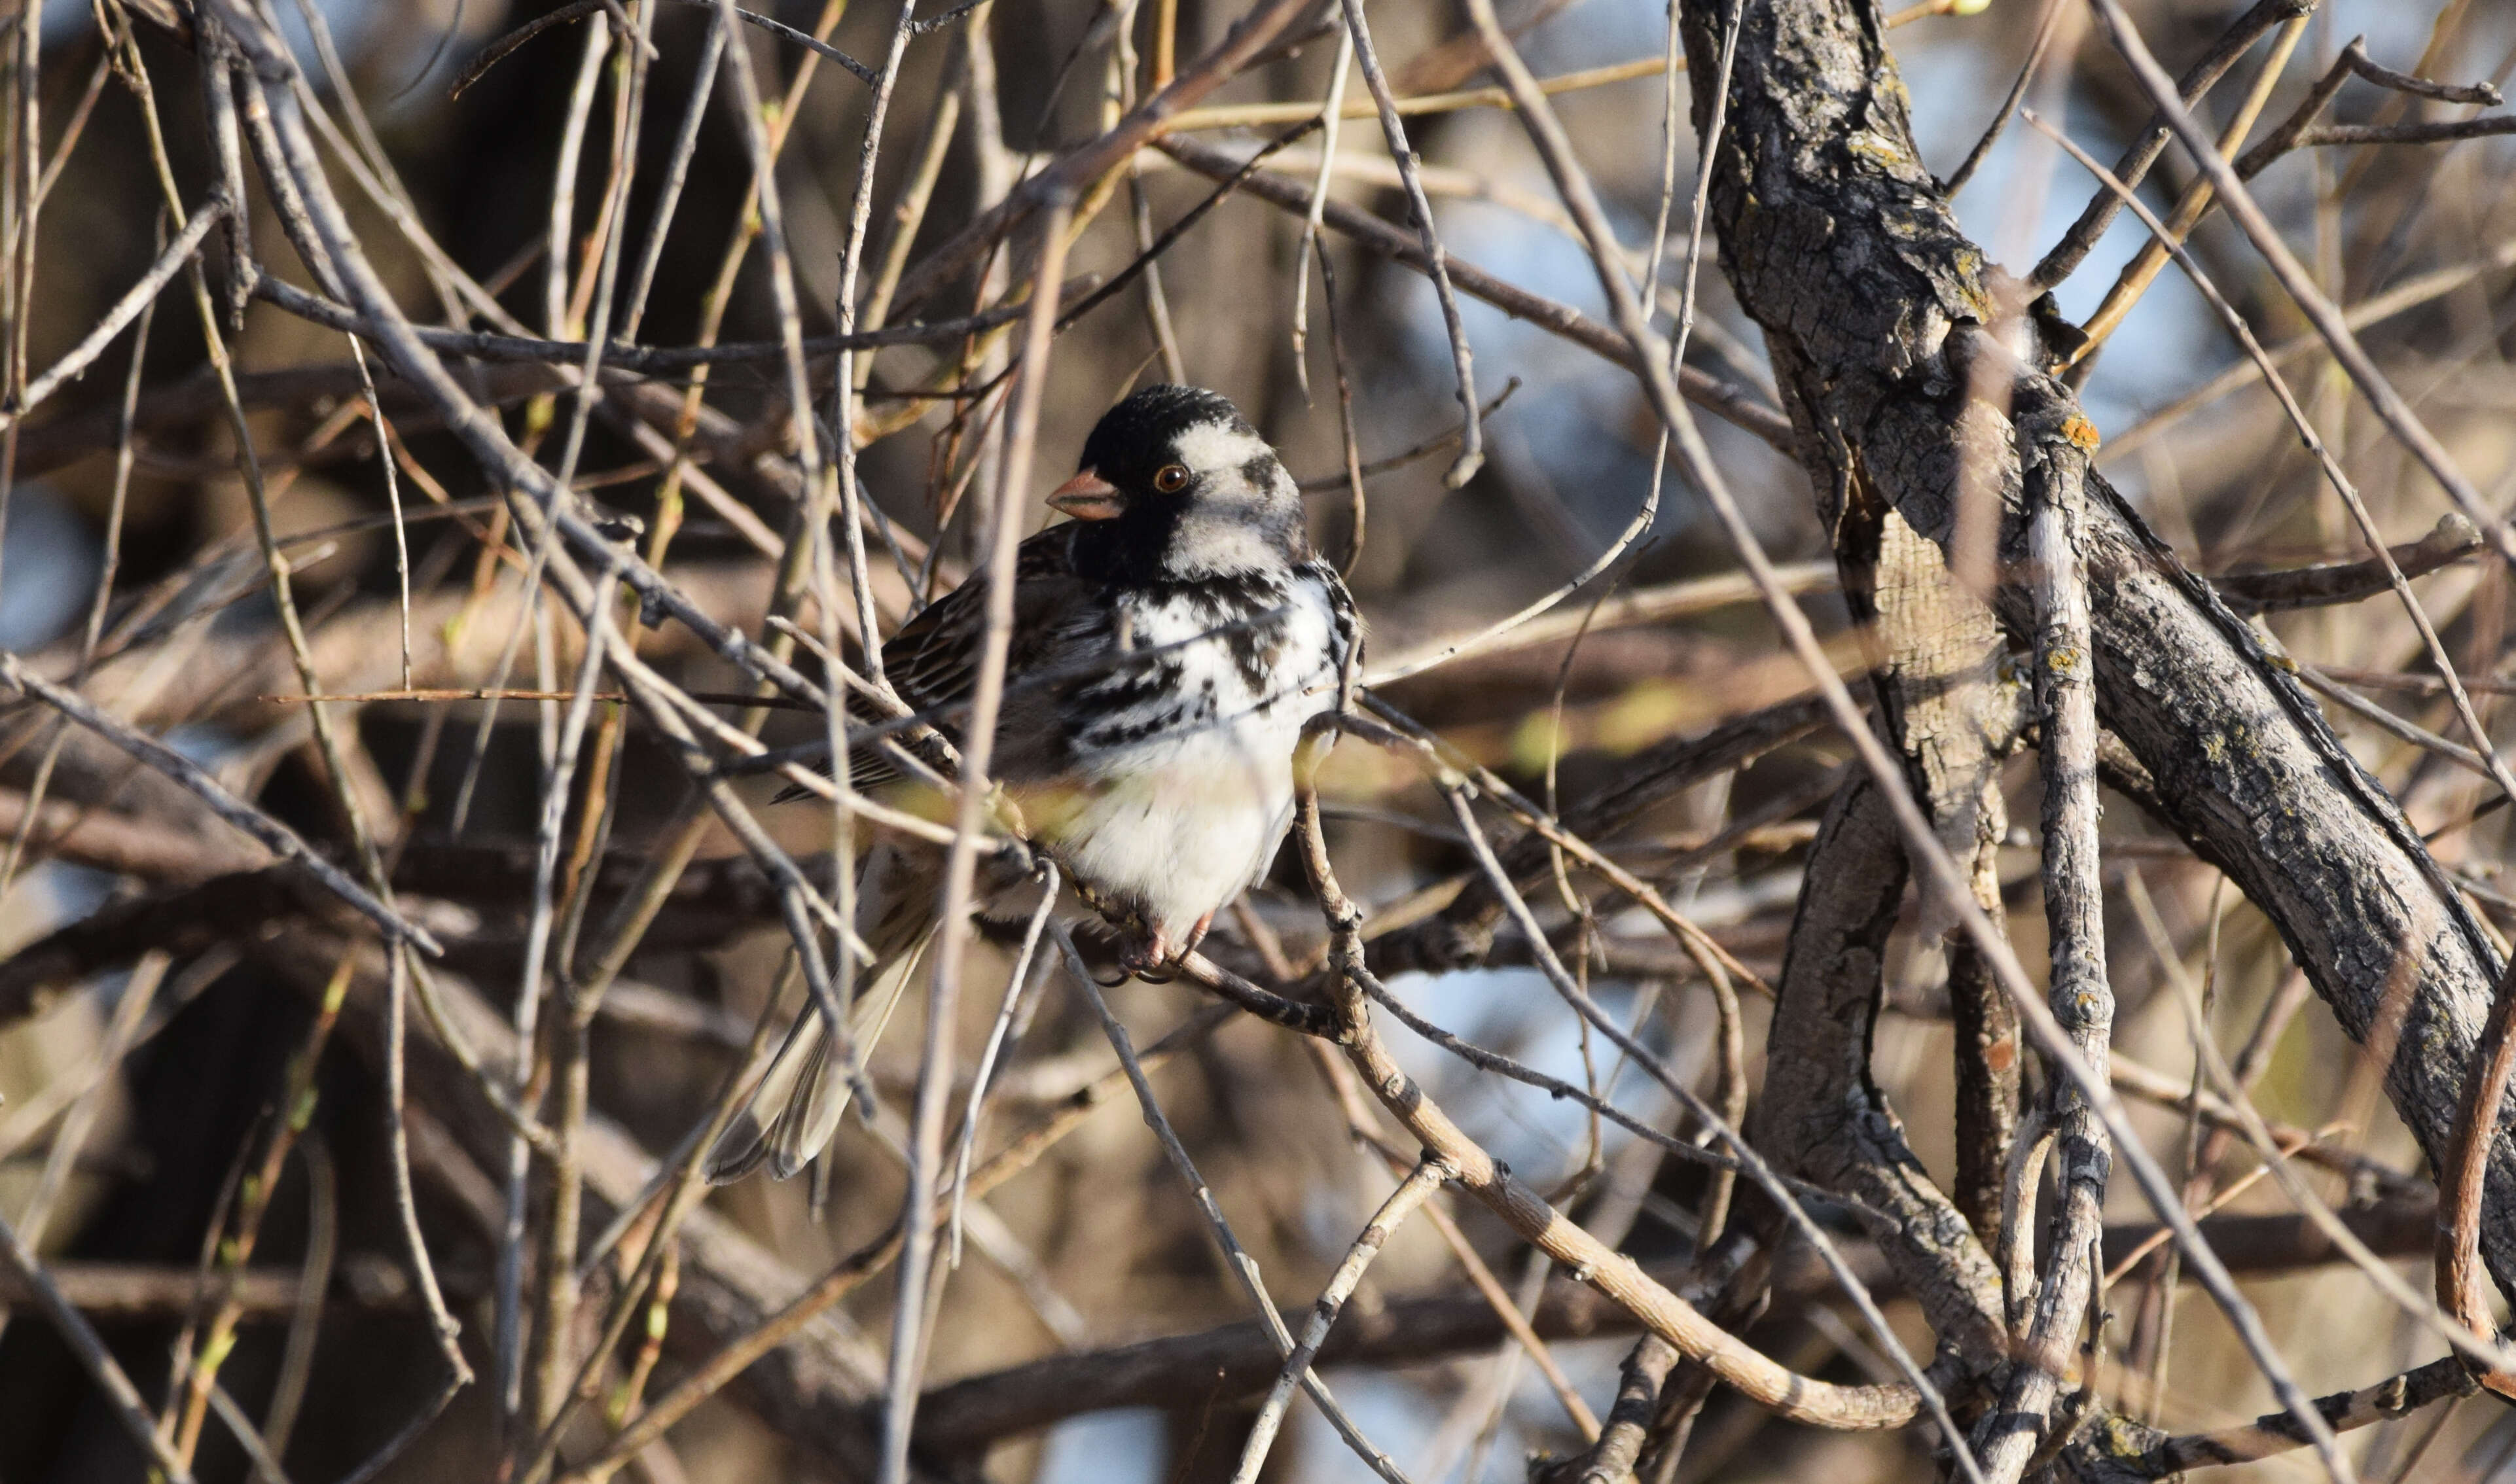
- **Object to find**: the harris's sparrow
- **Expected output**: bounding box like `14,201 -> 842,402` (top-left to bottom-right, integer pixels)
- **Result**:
706,385 -> 1358,1181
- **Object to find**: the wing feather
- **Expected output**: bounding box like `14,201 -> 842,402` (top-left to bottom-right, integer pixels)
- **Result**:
801,525 -> 1090,794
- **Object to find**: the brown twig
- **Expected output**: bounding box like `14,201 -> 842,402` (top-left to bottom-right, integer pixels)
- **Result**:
2087,0 -> 2516,580
882,0 -> 1318,318
556,1001 -> 1242,1483
1334,0 -> 1480,486
1157,132 -> 1795,454
2211,514 -> 2481,614
2084,1356 -> 2477,1480
1285,729 -> 1924,1432
1060,926 -> 1414,1482
1229,1156 -> 1456,1483
2288,117 -> 2516,148
911,1193 -> 2441,1449
0,197 -> 221,423
2028,0 -> 2308,290
2439,955 -> 2516,1400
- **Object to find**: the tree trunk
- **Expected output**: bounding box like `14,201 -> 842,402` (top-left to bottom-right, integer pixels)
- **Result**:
1677,0 -> 2516,1296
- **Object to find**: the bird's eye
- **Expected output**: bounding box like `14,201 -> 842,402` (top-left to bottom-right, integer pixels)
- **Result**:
1152,463 -> 1191,493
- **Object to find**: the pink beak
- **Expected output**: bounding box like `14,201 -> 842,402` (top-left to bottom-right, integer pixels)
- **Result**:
1047,468 -> 1124,521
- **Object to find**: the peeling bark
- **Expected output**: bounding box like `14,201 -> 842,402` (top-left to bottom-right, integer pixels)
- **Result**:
1842,494 -> 2025,1255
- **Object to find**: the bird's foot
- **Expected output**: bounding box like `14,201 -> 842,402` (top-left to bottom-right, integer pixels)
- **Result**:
1180,911 -> 1215,959
1117,931 -> 1178,982
1117,911 -> 1214,983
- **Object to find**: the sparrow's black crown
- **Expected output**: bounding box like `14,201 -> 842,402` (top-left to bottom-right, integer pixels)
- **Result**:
1077,384 -> 1252,488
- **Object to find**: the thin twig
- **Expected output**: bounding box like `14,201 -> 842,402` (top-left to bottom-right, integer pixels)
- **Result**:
0,951 -> 169,1323
2112,1357 -> 2475,1477
0,198 -> 220,423
883,0 -> 1318,319
1282,745 -> 1922,1431
0,1209 -> 200,1484
1313,242 -> 1369,573
1155,133 -> 1795,453
385,944 -> 474,1394
1229,1157 -> 1454,1484
450,0 -> 871,100
2084,0 -> 2516,580
0,205 -> 156,896
2233,36 -> 2507,179
1060,928 -> 1416,1483
2439,956 -> 2516,1398
947,862 -> 1061,1265
560,1003 -> 1242,1482
875,190 -> 1077,1484
2289,117 -> 2516,148
2118,873 -> 2516,1379
2028,0 -> 2305,290
1431,771 -> 1973,1471
1943,0 -> 2066,197
0,653 -> 440,953
2030,111 -> 2516,823
1340,970 -> 1844,1205
820,0 -> 923,699
1289,18 -> 1354,397
1335,0 -> 1480,486
2066,11 -> 2307,367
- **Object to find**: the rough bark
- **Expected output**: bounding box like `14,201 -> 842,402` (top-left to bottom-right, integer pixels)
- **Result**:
1747,775 -> 2007,1372
1675,0 -> 2516,1296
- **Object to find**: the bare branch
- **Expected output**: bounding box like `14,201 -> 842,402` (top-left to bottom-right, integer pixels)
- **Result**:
0,652 -> 440,953
0,1210 -> 202,1484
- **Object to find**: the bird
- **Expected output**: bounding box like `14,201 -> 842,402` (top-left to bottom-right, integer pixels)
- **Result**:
704,384 -> 1359,1182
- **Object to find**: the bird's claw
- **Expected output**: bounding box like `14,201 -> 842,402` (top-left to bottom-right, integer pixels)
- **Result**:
1118,932 -> 1178,983
1116,911 -> 1213,985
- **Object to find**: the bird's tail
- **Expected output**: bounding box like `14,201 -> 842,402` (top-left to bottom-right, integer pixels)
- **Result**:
704,839 -> 941,1183
702,928 -> 934,1182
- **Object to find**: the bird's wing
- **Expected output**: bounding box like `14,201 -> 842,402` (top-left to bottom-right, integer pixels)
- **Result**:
840,525 -> 1092,790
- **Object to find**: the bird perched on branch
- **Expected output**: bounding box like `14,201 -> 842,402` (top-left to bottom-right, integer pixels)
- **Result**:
706,385 -> 1357,1182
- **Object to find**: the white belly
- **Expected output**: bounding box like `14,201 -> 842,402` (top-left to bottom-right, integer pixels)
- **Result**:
1045,574 -> 1343,944
1055,710 -> 1304,944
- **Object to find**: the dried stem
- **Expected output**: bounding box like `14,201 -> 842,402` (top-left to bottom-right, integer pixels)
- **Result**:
1060,927 -> 1416,1483
0,653 -> 437,952
874,189 -> 1075,1484
1229,1156 -> 1455,1484
2085,0 -> 2516,575
1334,0 -> 1480,486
